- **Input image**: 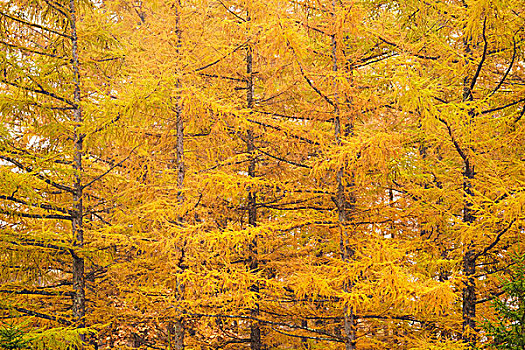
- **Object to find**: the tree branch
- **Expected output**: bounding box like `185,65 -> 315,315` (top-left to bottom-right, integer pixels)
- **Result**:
481,97 -> 525,115
490,38 -> 516,96
474,219 -> 516,260
12,307 -> 71,326
0,79 -> 76,107
436,117 -> 469,169
0,10 -> 73,39
82,146 -> 137,189
468,17 -> 488,95
377,36 -> 439,60
0,155 -> 76,194
0,209 -> 73,220
0,40 -> 67,60
253,145 -> 311,168
194,40 -> 248,72
0,194 -> 72,215
247,118 -> 320,145
271,327 -> 343,342
0,289 -> 73,296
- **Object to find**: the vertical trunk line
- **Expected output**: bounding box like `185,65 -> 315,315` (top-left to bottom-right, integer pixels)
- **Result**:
69,0 -> 85,334
461,26 -> 476,347
176,101 -> 184,201
172,91 -> 185,350
462,163 -> 476,347
246,12 -> 261,350
331,8 -> 356,349
175,0 -> 185,203
173,1 -> 185,348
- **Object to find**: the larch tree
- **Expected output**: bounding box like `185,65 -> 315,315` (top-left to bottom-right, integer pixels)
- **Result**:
381,0 -> 525,347
0,0 -> 128,348
1,0 -> 524,349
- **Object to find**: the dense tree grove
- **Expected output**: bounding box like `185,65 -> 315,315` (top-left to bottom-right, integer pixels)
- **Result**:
0,0 -> 524,349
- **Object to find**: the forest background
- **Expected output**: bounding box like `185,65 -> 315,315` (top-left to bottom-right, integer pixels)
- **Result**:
0,0 -> 524,349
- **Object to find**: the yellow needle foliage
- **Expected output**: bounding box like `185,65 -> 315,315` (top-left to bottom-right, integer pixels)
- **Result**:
0,0 -> 524,349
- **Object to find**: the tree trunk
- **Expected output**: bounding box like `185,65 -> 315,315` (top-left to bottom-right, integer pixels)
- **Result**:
173,1 -> 186,347
168,319 -> 184,350
69,0 -> 86,341
173,93 -> 186,350
462,161 -> 476,346
331,4 -> 356,348
245,21 -> 262,349
461,28 -> 477,346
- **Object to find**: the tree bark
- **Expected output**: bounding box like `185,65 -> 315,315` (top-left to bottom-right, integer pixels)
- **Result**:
245,18 -> 262,349
173,1 -> 185,347
462,161 -> 476,346
168,320 -> 184,350
461,28 -> 477,346
175,0 -> 185,204
69,0 -> 85,339
331,12 -> 357,350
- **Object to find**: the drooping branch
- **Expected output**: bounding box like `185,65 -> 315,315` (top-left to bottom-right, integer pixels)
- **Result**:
41,0 -> 71,19
0,40 -> 68,60
0,209 -> 73,220
0,194 -> 72,215
0,289 -> 74,297
0,155 -> 76,194
246,118 -> 320,145
217,0 -> 246,22
295,57 -> 335,108
281,25 -> 335,107
11,307 -> 72,326
0,79 -> 76,107
0,10 -> 73,39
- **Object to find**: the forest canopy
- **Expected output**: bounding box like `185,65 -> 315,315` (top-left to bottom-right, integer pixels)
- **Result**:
0,0 -> 524,349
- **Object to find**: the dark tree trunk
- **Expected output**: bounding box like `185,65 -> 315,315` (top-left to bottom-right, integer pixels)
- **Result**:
245,22 -> 262,349
69,0 -> 85,334
462,163 -> 476,346
461,27 -> 477,344
331,6 -> 356,349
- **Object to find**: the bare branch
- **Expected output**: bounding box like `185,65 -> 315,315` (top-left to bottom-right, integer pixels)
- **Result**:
252,144 -> 311,168
217,0 -> 246,22
377,36 -> 439,60
436,117 -> 469,169
0,289 -> 74,296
